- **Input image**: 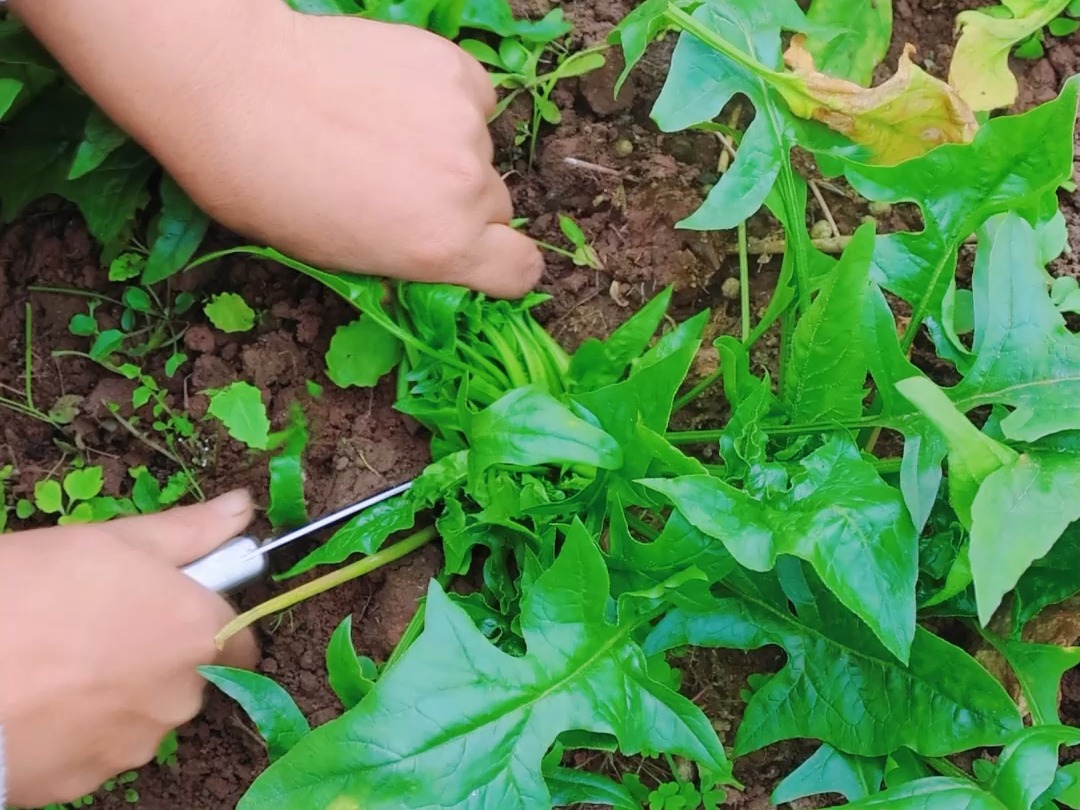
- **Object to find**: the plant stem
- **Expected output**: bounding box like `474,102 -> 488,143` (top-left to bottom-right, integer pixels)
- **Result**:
673,368 -> 723,411
738,220 -> 751,343
215,526 -> 438,647
24,303 -> 34,412
28,285 -> 125,307
923,756 -> 973,782
667,415 -> 889,444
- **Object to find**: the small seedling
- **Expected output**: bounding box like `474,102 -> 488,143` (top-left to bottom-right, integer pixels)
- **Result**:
537,214 -> 605,270
461,36 -> 607,165
204,292 -> 257,333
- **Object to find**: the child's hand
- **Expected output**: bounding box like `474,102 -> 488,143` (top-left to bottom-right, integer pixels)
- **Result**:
11,0 -> 543,298
0,492 -> 258,807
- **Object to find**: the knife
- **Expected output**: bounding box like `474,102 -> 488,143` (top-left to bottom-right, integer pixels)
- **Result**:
181,480 -> 413,593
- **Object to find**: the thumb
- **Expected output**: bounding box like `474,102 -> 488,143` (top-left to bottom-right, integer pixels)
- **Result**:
457,224 -> 544,299
105,490 -> 255,566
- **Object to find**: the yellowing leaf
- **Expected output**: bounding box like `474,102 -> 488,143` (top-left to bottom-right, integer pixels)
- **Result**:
779,37 -> 979,165
950,0 -> 1072,111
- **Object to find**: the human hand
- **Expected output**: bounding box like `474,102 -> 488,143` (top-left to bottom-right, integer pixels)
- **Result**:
10,0 -> 543,298
0,491 -> 259,807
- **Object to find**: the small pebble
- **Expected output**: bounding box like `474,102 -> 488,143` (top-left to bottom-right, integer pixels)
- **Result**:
868,200 -> 893,217
721,277 -> 741,301
614,137 -> 634,157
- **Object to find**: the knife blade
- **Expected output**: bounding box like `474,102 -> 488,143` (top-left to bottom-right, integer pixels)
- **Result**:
181,480 -> 413,593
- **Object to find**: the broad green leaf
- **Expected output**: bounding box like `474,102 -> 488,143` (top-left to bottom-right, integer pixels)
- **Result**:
277,491 -> 416,579
0,78 -> 22,120
546,767 -> 637,810
643,435 -> 918,662
204,293 -> 256,333
804,0 -> 892,85
609,0 -> 671,94
200,666 -> 310,763
68,107 -> 128,180
568,287 -> 673,391
844,777 -> 1008,809
651,0 -> 823,232
267,405 -> 309,530
949,214 -> 1080,443
991,726 -> 1080,810
458,0 -> 570,42
286,0 -> 363,12
239,524 -> 731,809
895,377 -> 1017,529
63,467 -> 104,501
970,451 -> 1080,624
771,744 -> 885,804
0,86 -> 154,249
34,479 -> 63,515
1012,524 -> 1080,630
983,633 -> 1080,725
325,316 -> 403,389
1052,762 -> 1080,809
574,310 -> 706,479
326,615 -> 378,710
206,381 -> 271,450
469,387 -> 623,473
144,175 -> 210,284
646,568 -> 1022,757
833,78 -> 1079,334
782,223 -> 873,422
950,0 -> 1072,111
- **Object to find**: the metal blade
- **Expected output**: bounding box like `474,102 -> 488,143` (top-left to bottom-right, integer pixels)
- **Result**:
253,480 -> 413,558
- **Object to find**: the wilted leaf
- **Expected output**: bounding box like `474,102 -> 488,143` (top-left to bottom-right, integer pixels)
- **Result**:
950,0 -> 1072,111
781,37 -> 978,164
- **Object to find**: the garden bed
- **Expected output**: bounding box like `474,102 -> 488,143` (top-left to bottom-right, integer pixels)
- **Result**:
0,0 -> 1078,807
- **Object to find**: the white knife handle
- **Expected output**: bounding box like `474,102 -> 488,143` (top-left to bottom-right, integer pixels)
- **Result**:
182,537 -> 268,593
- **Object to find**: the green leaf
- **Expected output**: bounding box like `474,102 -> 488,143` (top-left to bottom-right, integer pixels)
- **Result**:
326,615 -> 378,710
143,175 -> 209,284
844,777 -> 1008,809
568,287 -> 673,391
782,223 -> 874,422
200,666 -> 310,763
164,352 -> 187,378
277,491 -> 417,579
285,0 -> 363,12
834,79 -> 1079,336
122,287 -> 152,313
1049,15 -> 1080,34
34,479 -> 63,515
68,107 -> 129,180
0,85 -> 154,249
63,467 -> 104,502
469,387 -> 623,473
1012,524 -> 1080,630
970,451 -> 1080,624
651,0 -> 827,232
15,499 -> 34,520
267,405 -> 309,530
206,381 -> 271,450
949,0 -> 1072,110
1052,762 -> 1080,809
239,524 -> 731,808
643,435 -> 919,663
0,78 -> 22,120
58,501 -> 95,525
983,633 -> 1080,726
547,767 -> 638,810
895,376 -> 1017,529
948,213 -> 1080,443
69,312 -> 98,337
772,744 -> 884,804
325,315 -> 403,389
803,0 -> 892,85
609,0 -> 670,94
108,252 -> 145,282
204,293 -> 256,333
646,568 -> 1022,757
90,329 -> 125,361
991,726 -> 1080,810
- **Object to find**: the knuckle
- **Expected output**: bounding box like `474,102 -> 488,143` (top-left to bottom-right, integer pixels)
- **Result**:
408,224 -> 475,277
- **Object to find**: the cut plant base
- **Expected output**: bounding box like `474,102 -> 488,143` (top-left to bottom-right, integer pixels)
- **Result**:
0,0 -> 1077,809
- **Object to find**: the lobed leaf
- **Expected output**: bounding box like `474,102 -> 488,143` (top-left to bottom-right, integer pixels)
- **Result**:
644,435 -> 919,662
646,568 -> 1022,757
239,524 -> 731,808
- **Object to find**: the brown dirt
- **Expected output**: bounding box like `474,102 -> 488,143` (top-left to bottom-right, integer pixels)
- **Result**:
0,1 -> 1076,808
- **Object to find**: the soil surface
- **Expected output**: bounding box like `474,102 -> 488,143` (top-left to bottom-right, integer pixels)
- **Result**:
0,1 -> 1077,808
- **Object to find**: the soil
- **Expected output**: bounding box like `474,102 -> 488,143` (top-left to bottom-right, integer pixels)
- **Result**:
0,1 -> 1077,808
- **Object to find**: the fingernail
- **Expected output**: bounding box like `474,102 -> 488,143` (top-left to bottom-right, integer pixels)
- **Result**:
211,489 -> 252,518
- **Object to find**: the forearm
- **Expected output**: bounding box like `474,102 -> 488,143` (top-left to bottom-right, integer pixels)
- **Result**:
7,0 -> 288,174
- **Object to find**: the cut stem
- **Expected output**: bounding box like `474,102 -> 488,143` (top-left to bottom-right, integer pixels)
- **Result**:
215,526 -> 438,648
738,220 -> 750,342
